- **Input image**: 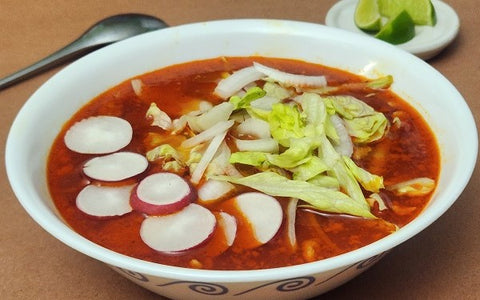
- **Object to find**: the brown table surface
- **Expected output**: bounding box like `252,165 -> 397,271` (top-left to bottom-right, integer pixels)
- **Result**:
1,0 -> 479,299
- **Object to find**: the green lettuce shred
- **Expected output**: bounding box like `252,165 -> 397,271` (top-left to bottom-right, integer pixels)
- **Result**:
213,172 -> 375,218
366,75 -> 393,89
343,114 -> 388,143
229,151 -> 268,167
146,144 -> 183,163
323,95 -> 388,143
268,103 -> 305,147
229,87 -> 266,110
343,156 -> 384,192
263,81 -> 292,100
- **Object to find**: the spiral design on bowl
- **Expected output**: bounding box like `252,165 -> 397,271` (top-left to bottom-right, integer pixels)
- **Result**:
234,276 -> 315,295
356,252 -> 386,269
157,281 -> 228,295
275,277 -> 316,292
116,267 -> 149,282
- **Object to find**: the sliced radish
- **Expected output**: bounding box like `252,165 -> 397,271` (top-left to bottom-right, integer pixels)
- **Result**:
140,203 -> 216,253
217,212 -> 237,247
198,179 -> 235,203
64,116 -> 133,154
83,152 -> 148,181
76,184 -> 133,218
233,192 -> 283,246
130,172 -> 196,215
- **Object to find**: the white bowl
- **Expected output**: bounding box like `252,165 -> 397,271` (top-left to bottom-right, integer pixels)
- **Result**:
5,19 -> 477,299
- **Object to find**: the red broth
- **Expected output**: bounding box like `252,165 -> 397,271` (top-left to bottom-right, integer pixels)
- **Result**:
47,57 -> 440,270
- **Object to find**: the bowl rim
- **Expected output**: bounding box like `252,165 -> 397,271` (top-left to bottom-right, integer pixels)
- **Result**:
5,18 -> 478,282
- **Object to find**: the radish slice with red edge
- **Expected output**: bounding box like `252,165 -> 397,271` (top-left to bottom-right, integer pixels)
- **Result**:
234,192 -> 283,245
64,116 -> 133,154
130,172 -> 196,215
83,152 -> 148,181
76,184 -> 133,218
140,203 -> 216,253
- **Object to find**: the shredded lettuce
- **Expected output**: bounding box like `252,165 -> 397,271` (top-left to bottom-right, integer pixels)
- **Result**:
387,177 -> 435,196
324,95 -> 375,119
148,62 -> 404,219
307,174 -> 340,190
291,156 -> 329,181
229,87 -> 266,110
367,75 -> 393,89
263,81 -> 292,100
213,172 -> 375,218
266,137 -> 318,169
322,95 -> 388,143
268,103 -> 305,147
145,144 -> 185,173
146,144 -> 180,162
343,156 -> 384,193
229,151 -> 268,167
343,114 -> 388,143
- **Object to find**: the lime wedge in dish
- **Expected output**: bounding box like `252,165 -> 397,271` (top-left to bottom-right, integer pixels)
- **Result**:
375,10 -> 415,45
354,0 -> 382,31
378,0 -> 436,26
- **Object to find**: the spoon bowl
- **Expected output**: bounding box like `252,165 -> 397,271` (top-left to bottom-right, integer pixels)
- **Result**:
0,14 -> 168,90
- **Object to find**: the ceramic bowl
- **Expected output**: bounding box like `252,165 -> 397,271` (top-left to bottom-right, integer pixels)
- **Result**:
5,19 -> 477,299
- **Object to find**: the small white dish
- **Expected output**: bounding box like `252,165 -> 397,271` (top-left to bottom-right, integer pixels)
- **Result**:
325,0 -> 460,60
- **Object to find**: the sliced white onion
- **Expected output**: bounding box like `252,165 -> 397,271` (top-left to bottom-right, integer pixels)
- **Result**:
181,120 -> 234,149
198,179 -> 235,203
83,152 -> 148,181
76,184 -> 133,217
187,102 -> 234,133
198,100 -> 214,112
330,114 -> 354,157
286,198 -> 298,248
207,141 -> 242,177
236,117 -> 271,139
190,129 -> 228,185
131,79 -> 143,96
214,66 -> 265,99
250,95 -> 282,111
140,203 -> 216,253
253,62 -> 327,87
235,138 -> 279,153
64,116 -> 132,154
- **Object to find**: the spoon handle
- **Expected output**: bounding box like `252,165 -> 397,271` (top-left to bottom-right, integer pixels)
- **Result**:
0,38 -> 102,91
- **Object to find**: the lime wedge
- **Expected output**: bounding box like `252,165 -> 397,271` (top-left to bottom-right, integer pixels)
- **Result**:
375,10 -> 415,45
354,0 -> 382,31
378,0 -> 436,26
